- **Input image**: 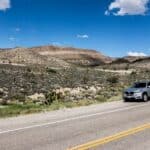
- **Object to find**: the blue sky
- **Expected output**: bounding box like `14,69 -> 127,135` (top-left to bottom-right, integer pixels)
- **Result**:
0,0 -> 150,57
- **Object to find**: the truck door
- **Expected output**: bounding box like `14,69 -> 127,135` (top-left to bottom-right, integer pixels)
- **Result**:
147,82 -> 150,97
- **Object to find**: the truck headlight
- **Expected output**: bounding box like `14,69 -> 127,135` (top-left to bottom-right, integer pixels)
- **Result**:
123,93 -> 126,97
134,92 -> 142,97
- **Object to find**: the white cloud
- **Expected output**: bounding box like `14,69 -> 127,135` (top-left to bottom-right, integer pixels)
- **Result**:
105,0 -> 150,16
105,10 -> 110,16
9,36 -> 16,41
15,28 -> 21,32
52,42 -> 62,46
127,51 -> 147,57
0,0 -> 11,11
77,34 -> 89,39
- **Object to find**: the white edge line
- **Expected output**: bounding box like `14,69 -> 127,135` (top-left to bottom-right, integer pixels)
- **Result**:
0,103 -> 148,135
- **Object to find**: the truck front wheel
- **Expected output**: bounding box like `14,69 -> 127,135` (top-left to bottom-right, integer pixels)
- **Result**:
143,93 -> 148,102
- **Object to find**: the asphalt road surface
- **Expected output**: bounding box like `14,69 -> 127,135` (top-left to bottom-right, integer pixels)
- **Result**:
0,101 -> 150,150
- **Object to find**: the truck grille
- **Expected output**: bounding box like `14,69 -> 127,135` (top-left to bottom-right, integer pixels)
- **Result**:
125,92 -> 134,96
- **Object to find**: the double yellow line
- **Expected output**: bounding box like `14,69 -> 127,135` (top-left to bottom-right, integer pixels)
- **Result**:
68,123 -> 150,150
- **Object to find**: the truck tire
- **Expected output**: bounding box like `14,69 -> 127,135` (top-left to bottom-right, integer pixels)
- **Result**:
123,98 -> 128,102
143,93 -> 148,102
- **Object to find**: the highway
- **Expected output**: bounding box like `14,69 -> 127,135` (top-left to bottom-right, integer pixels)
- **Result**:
0,101 -> 150,150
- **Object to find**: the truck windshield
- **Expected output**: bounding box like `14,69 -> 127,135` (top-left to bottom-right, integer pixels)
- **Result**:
133,83 -> 146,88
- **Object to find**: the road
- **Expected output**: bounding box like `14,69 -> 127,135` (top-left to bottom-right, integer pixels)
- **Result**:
0,101 -> 150,150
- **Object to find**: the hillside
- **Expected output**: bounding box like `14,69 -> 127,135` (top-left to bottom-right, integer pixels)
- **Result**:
111,56 -> 146,64
0,46 -> 112,67
0,45 -> 150,115
0,46 -> 149,69
101,55 -> 150,70
130,57 -> 150,68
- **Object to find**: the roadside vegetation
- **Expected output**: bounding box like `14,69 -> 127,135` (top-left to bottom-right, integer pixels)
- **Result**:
0,96 -> 121,118
0,64 -> 149,118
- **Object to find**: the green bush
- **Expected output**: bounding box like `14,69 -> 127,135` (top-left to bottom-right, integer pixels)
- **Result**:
95,95 -> 107,102
45,91 -> 60,105
46,67 -> 57,74
107,76 -> 119,84
13,94 -> 26,103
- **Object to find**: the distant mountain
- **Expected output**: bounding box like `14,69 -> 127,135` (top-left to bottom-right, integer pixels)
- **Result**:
130,56 -> 150,69
109,55 -> 150,69
123,56 -> 147,62
0,46 -> 112,67
112,56 -> 146,64
1,45 -> 149,69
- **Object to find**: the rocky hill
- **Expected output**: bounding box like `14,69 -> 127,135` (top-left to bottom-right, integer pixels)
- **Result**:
123,56 -> 146,62
0,46 -> 112,67
0,45 -> 149,107
111,56 -> 146,64
102,55 -> 150,70
130,57 -> 150,69
0,46 -> 149,69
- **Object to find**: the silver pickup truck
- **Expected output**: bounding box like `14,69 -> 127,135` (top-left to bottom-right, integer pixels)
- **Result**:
123,81 -> 150,102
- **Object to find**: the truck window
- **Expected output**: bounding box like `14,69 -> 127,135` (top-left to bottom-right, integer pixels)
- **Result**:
147,82 -> 150,87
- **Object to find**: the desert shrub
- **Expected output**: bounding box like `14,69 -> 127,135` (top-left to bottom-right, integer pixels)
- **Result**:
45,91 -> 60,105
144,69 -> 150,73
95,95 -> 107,102
112,67 -> 117,70
0,91 -> 4,98
56,67 -> 82,88
82,68 -> 90,84
0,99 -> 8,105
129,71 -> 137,83
107,76 -> 119,84
26,67 -> 32,72
131,71 -> 137,76
13,94 -> 26,103
46,67 -> 57,74
125,64 -> 129,70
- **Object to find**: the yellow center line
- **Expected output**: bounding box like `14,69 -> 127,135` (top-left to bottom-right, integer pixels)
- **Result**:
68,123 -> 150,150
